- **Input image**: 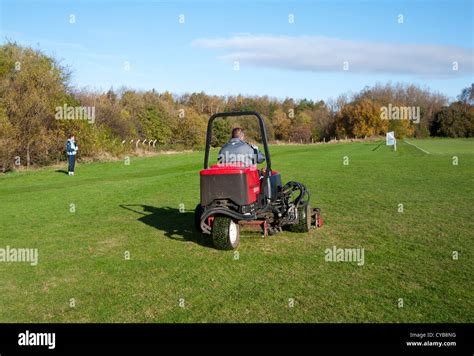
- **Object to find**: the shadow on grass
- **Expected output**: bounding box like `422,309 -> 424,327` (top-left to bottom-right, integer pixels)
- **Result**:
119,204 -> 213,248
55,169 -> 69,175
371,141 -> 385,151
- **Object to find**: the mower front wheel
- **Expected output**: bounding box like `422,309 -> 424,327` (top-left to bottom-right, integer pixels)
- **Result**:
211,216 -> 240,250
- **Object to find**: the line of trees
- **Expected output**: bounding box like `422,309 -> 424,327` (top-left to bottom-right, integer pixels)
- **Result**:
1,42 -> 473,172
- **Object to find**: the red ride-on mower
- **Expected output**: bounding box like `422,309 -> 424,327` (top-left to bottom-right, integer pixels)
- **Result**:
195,111 -> 323,250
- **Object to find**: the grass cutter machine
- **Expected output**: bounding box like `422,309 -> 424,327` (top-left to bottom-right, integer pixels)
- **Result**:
195,111 -> 323,250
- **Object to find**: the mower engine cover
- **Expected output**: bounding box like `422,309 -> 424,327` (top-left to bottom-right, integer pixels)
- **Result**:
200,164 -> 260,206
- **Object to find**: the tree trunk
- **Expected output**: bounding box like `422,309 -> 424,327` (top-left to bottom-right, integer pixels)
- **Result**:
26,143 -> 30,168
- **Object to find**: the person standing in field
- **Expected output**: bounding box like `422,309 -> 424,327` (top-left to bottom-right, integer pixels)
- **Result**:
66,134 -> 78,176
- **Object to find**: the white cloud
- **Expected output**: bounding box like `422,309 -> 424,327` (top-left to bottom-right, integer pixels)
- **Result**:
193,35 -> 474,78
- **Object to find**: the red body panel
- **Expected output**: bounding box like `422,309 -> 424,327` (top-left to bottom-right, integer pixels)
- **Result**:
200,164 -> 261,204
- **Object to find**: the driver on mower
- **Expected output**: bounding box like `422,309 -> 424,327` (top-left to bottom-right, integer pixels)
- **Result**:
217,127 -> 265,166
195,111 -> 323,250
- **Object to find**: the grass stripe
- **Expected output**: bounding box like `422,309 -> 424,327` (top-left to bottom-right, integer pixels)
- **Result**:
403,139 -> 431,154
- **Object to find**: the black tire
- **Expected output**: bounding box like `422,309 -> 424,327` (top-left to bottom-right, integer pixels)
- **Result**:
211,216 -> 240,250
288,203 -> 311,233
194,204 -> 204,232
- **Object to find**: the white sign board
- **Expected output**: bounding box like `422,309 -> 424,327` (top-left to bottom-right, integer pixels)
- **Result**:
386,131 -> 396,150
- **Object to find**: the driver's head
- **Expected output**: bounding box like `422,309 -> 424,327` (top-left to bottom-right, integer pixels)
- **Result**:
232,127 -> 244,140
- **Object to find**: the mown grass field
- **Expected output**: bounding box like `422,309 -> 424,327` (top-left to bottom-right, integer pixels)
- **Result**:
0,138 -> 472,322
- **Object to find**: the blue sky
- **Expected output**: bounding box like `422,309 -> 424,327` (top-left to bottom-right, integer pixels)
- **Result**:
1,0 -> 473,101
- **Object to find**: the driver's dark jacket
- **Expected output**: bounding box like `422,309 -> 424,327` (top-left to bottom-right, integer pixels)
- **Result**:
218,138 -> 265,166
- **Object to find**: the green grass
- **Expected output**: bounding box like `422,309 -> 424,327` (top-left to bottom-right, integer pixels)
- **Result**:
403,137 -> 474,155
0,138 -> 473,323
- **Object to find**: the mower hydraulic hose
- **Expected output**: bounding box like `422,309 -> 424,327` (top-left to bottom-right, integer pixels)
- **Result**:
281,181 -> 310,209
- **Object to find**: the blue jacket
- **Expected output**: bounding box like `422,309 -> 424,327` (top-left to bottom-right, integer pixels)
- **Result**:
66,139 -> 77,156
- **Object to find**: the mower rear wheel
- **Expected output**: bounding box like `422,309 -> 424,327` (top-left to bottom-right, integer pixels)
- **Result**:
211,216 -> 240,250
288,203 -> 311,233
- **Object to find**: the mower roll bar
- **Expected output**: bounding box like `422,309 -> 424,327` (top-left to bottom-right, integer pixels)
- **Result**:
204,111 -> 272,177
